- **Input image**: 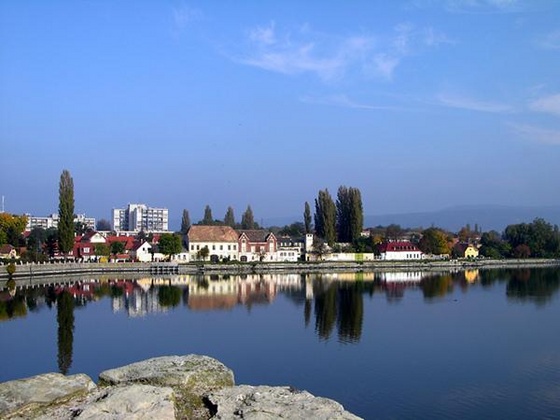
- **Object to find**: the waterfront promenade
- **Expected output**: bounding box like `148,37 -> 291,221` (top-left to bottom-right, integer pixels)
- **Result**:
2,258 -> 559,283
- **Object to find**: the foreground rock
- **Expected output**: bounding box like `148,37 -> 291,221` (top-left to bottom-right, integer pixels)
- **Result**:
0,355 -> 362,419
207,385 -> 362,419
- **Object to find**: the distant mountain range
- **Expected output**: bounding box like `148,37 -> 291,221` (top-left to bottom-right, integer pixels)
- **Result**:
363,205 -> 560,233
172,205 -> 560,234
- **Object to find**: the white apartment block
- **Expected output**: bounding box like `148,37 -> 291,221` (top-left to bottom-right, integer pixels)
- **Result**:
112,203 -> 169,233
25,213 -> 96,232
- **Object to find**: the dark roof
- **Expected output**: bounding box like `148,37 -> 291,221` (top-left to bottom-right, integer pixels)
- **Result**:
238,230 -> 276,242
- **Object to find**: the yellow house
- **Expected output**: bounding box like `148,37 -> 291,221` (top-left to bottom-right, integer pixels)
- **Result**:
453,243 -> 479,259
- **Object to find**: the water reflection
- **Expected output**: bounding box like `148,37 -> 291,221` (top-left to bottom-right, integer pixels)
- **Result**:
1,268 -> 559,346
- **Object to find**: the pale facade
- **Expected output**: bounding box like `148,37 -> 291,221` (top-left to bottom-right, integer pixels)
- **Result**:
25,213 -> 96,232
378,241 -> 424,260
112,203 -> 169,233
186,225 -> 239,262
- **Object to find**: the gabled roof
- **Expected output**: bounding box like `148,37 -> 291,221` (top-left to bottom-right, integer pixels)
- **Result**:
378,241 -> 421,253
187,225 -> 238,242
238,230 -> 276,243
131,240 -> 152,252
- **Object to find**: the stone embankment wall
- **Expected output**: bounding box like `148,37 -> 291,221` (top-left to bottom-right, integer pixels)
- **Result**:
1,258 -> 559,281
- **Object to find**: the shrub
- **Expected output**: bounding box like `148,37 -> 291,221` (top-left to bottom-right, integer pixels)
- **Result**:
6,262 -> 16,277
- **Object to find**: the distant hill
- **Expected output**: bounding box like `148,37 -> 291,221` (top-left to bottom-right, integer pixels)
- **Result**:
364,205 -> 560,233
173,205 -> 560,234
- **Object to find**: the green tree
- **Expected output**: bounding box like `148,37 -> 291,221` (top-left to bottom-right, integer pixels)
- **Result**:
110,241 -> 125,257
241,205 -> 255,230
224,206 -> 236,227
180,209 -> 191,234
480,230 -> 510,258
96,219 -> 111,231
418,228 -> 451,255
94,243 -> 110,257
58,170 -> 75,254
202,205 -> 213,225
197,245 -> 209,261
304,201 -> 312,234
385,224 -> 403,241
158,233 -> 183,259
336,186 -> 363,244
314,189 -> 336,246
504,218 -> 560,258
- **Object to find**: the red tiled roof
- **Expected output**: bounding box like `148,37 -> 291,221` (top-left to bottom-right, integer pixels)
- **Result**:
378,241 -> 421,253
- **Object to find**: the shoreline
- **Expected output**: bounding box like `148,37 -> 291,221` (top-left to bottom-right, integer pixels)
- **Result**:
1,258 -> 559,283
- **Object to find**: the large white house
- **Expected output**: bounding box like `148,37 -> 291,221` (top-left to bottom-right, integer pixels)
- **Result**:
378,241 -> 424,260
186,225 -> 239,262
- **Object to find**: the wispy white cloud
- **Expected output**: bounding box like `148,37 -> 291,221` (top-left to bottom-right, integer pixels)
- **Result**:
537,30 -> 560,50
236,22 -> 450,82
530,93 -> 560,116
509,123 -> 560,145
172,4 -> 202,31
437,93 -> 515,113
300,94 -> 401,111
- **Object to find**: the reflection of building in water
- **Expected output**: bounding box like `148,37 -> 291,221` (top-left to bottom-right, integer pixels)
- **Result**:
377,271 -> 425,283
464,270 -> 479,283
110,280 -> 167,317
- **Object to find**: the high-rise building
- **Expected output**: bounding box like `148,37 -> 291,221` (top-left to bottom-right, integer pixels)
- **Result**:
112,204 -> 169,233
25,213 -> 96,232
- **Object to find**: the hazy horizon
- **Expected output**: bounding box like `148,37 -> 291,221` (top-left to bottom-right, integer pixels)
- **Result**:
2,1 -> 559,223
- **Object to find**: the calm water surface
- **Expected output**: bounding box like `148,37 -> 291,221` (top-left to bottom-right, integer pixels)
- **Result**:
1,268 -> 560,419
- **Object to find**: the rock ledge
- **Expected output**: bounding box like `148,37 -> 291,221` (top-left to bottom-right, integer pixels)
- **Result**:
0,354 -> 362,419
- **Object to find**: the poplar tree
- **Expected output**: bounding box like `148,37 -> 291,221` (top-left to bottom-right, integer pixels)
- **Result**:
202,205 -> 213,225
58,170 -> 75,254
304,201 -> 312,234
241,205 -> 255,229
336,186 -> 363,243
314,189 -> 336,246
180,209 -> 191,234
224,206 -> 236,227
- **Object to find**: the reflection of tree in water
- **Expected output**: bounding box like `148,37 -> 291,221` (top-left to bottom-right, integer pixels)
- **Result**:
0,294 -> 27,321
313,282 -> 364,343
337,283 -> 363,344
420,274 -> 454,299
506,268 -> 560,306
478,269 -> 511,288
158,285 -> 182,307
57,290 -> 75,375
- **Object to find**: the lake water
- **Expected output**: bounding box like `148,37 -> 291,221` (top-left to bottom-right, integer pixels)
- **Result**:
1,267 -> 560,419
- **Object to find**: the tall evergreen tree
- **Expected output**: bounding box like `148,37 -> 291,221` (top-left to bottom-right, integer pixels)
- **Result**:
241,205 -> 255,230
314,189 -> 336,246
336,186 -> 363,244
202,205 -> 213,225
58,170 -> 75,254
224,206 -> 236,227
304,201 -> 312,234
181,209 -> 191,233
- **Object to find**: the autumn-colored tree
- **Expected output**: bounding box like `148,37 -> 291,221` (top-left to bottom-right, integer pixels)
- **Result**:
418,228 -> 451,255
0,213 -> 28,245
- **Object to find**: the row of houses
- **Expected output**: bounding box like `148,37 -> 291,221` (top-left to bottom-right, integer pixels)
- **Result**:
7,224 -> 480,263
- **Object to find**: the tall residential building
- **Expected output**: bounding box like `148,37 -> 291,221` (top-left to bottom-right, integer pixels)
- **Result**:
25,213 -> 96,232
112,203 -> 169,233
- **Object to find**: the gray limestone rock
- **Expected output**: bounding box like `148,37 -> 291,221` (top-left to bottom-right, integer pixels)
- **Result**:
206,385 -> 363,420
0,372 -> 96,419
76,384 -> 176,419
99,354 -> 235,419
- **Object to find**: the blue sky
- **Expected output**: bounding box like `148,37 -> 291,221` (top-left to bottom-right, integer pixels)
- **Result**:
1,0 -> 559,226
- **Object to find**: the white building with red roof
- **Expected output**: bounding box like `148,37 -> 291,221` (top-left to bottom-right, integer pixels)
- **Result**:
378,241 -> 424,261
